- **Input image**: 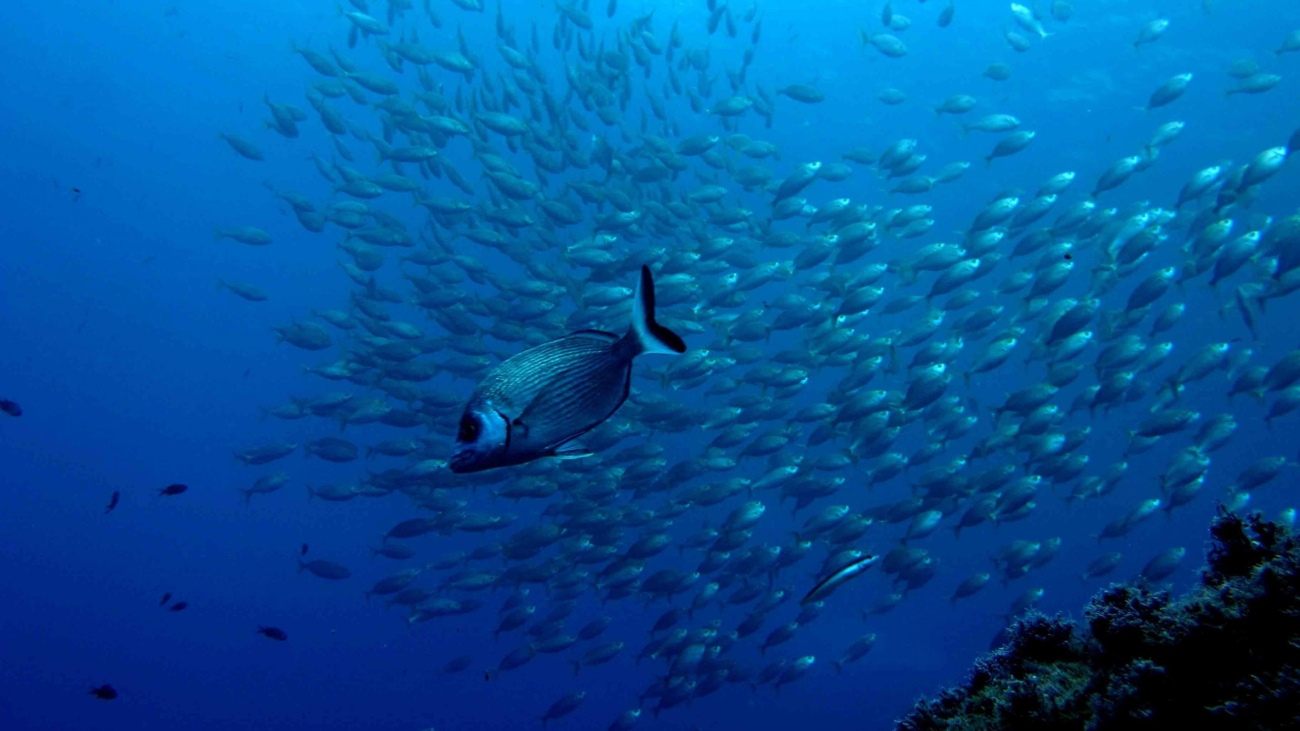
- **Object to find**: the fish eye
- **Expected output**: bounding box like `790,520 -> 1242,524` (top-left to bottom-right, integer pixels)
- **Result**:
458,414 -> 480,442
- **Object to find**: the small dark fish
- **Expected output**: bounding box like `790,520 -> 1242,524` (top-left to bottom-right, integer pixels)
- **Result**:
443,654 -> 474,674
158,483 -> 187,496
300,543 -> 309,556
0,399 -> 21,417
104,491 -> 120,514
451,266 -> 685,473
159,592 -> 172,606
257,626 -> 288,641
89,684 -> 117,700
169,601 -> 188,612
297,558 -> 351,580
801,555 -> 880,605
937,1 -> 955,28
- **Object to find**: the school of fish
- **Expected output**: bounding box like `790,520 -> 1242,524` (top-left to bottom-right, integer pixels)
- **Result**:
200,0 -> 1300,727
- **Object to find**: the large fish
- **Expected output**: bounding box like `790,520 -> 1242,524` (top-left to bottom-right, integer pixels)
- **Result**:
450,266 -> 686,473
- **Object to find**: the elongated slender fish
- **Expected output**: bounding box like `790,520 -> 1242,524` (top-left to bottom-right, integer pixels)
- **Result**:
451,266 -> 686,473
801,555 -> 879,605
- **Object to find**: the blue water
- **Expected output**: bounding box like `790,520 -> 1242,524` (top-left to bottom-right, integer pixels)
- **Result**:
2,0 -> 1299,729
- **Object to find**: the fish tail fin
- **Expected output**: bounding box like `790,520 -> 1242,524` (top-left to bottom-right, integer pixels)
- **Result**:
627,266 -> 686,356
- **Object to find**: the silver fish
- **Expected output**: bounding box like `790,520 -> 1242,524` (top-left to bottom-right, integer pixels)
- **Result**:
801,554 -> 879,605
450,266 -> 686,473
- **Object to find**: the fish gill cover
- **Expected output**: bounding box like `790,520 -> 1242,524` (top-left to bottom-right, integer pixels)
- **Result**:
0,0 -> 1298,730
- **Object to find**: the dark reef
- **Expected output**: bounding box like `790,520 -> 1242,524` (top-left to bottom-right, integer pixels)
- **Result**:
897,508 -> 1300,731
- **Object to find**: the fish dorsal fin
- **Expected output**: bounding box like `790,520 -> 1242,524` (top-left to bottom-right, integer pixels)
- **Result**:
567,329 -> 620,341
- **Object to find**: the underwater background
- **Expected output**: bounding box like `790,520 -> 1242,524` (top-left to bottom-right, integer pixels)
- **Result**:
2,0 -> 1299,729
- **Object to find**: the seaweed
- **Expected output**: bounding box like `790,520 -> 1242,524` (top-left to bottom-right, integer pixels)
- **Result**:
897,509 -> 1300,731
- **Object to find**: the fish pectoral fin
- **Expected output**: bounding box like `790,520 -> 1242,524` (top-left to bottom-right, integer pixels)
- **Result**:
511,417 -> 530,439
549,440 -> 594,460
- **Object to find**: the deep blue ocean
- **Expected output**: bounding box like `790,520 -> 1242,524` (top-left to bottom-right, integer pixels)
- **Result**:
2,1 -> 1300,729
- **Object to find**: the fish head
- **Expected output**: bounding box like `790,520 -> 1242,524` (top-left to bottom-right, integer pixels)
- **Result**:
450,399 -> 512,473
